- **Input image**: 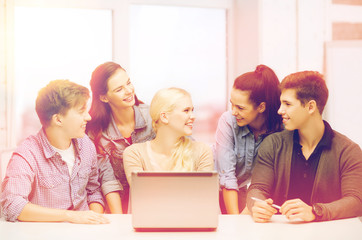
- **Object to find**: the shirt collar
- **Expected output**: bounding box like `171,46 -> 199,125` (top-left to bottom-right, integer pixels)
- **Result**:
234,122 -> 251,137
105,105 -> 147,140
293,120 -> 334,149
134,105 -> 147,129
39,128 -> 81,160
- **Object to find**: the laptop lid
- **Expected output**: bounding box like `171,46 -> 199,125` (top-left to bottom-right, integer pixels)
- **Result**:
131,171 -> 219,230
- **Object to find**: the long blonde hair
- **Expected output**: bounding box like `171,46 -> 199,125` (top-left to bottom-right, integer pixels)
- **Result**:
150,87 -> 194,171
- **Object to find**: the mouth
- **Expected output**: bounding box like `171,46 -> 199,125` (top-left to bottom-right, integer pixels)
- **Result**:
282,116 -> 289,124
185,122 -> 194,129
123,95 -> 134,102
235,117 -> 244,122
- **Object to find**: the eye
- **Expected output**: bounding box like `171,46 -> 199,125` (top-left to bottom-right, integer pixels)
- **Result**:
79,106 -> 87,114
184,107 -> 193,113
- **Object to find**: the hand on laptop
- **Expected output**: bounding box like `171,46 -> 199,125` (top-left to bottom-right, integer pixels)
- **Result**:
251,198 -> 278,223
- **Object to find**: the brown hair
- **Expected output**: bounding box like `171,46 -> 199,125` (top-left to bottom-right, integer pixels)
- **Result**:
86,62 -> 142,153
36,79 -> 90,126
280,71 -> 328,114
233,64 -> 282,132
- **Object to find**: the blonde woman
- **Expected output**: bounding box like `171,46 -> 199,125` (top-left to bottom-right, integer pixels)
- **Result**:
123,87 -> 213,186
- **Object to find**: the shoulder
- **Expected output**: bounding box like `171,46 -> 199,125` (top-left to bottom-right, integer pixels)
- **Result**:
124,142 -> 148,154
14,133 -> 43,160
191,141 -> 212,153
137,103 -> 150,109
136,103 -> 150,115
263,129 -> 292,142
215,111 -> 238,136
332,130 -> 359,147
134,104 -> 154,131
218,111 -> 235,125
76,134 -> 96,151
259,130 -> 293,151
330,130 -> 362,156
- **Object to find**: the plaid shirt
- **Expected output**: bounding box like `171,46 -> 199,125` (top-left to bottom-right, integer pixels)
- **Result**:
0,129 -> 104,222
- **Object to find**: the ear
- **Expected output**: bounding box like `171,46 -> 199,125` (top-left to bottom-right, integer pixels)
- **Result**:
257,102 -> 266,113
159,112 -> 169,124
307,100 -> 318,114
52,113 -> 63,126
99,95 -> 109,103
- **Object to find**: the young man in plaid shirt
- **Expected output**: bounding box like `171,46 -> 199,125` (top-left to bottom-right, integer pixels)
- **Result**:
1,80 -> 109,224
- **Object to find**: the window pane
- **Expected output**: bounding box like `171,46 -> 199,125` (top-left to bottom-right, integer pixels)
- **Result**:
14,7 -> 112,144
130,5 -> 227,144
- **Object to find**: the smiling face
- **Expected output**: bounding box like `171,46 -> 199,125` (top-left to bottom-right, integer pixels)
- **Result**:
230,88 -> 264,127
100,69 -> 135,110
278,89 -> 310,131
166,95 -> 195,137
59,102 -> 92,139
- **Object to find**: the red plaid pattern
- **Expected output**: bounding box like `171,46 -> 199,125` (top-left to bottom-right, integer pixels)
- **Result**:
0,129 -> 104,222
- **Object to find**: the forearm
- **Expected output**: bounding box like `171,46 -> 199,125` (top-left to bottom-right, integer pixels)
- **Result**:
222,188 -> 240,214
89,202 -> 104,214
17,203 -> 69,222
105,192 -> 123,214
17,202 -> 109,224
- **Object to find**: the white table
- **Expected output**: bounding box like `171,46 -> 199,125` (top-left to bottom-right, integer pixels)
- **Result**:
1,214 -> 361,240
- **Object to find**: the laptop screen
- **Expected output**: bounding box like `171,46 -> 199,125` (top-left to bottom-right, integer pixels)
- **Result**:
131,171 -> 219,230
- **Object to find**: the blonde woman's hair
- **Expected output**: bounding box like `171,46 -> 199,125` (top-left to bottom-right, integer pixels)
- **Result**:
150,87 -> 194,171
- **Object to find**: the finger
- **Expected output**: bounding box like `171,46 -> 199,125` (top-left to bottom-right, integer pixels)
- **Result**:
252,212 -> 272,223
287,212 -> 303,221
284,207 -> 302,219
281,199 -> 301,210
281,201 -> 298,215
99,216 -> 110,224
89,213 -> 110,224
254,201 -> 278,214
252,206 -> 275,221
253,216 -> 270,223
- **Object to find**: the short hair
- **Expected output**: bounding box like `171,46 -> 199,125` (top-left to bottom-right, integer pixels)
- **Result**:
280,71 -> 328,114
36,80 -> 90,126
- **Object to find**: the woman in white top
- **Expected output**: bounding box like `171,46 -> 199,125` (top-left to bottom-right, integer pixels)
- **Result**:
123,87 -> 213,186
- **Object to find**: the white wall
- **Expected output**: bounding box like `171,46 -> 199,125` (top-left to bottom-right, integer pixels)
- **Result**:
326,41 -> 362,147
233,0 -> 361,147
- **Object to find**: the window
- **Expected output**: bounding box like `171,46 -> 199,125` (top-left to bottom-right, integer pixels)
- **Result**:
130,4 -> 227,143
13,6 -> 112,144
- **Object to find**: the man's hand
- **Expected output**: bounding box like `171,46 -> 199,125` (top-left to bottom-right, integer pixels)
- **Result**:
251,198 -> 278,223
280,199 -> 315,222
65,210 -> 110,224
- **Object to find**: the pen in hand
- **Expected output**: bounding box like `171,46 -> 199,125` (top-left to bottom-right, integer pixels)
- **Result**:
251,197 -> 281,210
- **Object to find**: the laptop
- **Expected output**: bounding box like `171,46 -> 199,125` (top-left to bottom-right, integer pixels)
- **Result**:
131,171 -> 219,231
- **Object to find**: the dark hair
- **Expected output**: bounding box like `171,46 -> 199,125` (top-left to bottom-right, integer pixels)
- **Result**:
86,62 -> 141,152
36,80 -> 89,127
280,71 -> 328,114
233,64 -> 282,132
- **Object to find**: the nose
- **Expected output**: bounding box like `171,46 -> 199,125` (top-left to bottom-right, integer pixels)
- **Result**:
190,111 -> 196,120
85,112 -> 92,121
277,105 -> 283,115
231,106 -> 237,116
125,84 -> 133,94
